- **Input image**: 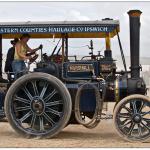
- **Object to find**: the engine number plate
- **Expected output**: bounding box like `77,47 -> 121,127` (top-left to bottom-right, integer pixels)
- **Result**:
68,64 -> 93,72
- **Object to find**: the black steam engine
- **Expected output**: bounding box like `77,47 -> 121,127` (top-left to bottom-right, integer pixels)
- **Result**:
0,10 -> 149,142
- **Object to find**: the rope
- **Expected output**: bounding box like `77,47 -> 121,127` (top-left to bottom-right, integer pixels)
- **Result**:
116,30 -> 127,73
74,81 -> 106,129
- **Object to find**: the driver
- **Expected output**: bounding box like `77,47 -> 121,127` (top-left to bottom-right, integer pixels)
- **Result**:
12,33 -> 42,79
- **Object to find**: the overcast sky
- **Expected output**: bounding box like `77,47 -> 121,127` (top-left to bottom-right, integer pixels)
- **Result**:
0,1 -> 150,60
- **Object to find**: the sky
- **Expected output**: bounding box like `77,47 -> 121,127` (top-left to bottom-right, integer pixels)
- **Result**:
0,1 -> 150,61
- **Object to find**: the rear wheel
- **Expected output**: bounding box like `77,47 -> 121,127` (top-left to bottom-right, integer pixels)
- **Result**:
113,94 -> 150,142
5,72 -> 72,138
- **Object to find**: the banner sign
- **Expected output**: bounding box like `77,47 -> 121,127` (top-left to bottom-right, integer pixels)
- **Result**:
0,25 -> 117,34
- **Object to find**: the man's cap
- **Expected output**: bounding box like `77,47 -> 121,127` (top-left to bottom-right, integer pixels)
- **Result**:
10,38 -> 19,45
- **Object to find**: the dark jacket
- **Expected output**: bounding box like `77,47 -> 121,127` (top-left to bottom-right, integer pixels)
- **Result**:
4,47 -> 15,72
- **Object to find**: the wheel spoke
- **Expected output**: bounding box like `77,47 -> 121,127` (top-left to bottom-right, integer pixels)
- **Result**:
131,101 -> 138,114
43,112 -> 55,126
39,116 -> 44,131
118,113 -> 131,119
138,101 -> 145,113
19,111 -> 32,123
128,122 -> 135,136
45,100 -> 63,107
120,120 -> 132,129
142,117 -> 150,123
44,89 -> 57,102
124,106 -> 132,114
30,113 -> 36,128
22,86 -> 33,100
141,111 -> 150,116
14,96 -> 30,104
46,107 -> 62,117
16,106 -> 31,111
141,121 -> 150,131
138,124 -> 142,137
40,82 -> 49,98
31,80 -> 39,96
121,118 -> 128,124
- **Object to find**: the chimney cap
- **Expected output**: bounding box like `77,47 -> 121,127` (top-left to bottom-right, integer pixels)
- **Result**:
102,18 -> 113,21
128,10 -> 142,17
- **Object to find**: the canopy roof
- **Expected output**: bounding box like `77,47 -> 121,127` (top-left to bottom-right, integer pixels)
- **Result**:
0,20 -> 120,39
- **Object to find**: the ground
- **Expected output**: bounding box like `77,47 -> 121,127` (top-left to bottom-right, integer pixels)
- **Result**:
0,102 -> 150,148
0,120 -> 150,148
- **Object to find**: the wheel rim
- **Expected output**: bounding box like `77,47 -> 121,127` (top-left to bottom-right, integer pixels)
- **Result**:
116,98 -> 150,141
11,78 -> 64,135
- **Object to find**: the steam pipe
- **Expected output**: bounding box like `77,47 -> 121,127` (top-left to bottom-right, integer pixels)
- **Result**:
128,10 -> 142,78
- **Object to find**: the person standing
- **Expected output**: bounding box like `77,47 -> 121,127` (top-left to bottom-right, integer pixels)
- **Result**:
12,34 -> 42,79
5,38 -> 19,82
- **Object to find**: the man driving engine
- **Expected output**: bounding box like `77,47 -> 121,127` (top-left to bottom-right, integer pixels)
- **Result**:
12,33 -> 42,79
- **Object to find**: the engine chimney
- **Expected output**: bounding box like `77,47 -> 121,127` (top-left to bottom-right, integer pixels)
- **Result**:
128,10 -> 142,78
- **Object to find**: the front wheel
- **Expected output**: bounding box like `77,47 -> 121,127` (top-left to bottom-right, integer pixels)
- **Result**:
5,72 -> 72,138
113,94 -> 150,142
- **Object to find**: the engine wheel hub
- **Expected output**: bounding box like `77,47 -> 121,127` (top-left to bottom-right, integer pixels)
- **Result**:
31,97 -> 45,115
132,114 -> 142,123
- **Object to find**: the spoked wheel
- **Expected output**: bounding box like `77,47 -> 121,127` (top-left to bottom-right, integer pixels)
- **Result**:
113,94 -> 150,142
5,73 -> 72,138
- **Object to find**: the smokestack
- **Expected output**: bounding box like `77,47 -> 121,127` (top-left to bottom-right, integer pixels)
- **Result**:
128,10 -> 142,78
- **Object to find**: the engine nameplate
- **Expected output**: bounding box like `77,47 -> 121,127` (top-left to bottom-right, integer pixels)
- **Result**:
68,64 -> 93,72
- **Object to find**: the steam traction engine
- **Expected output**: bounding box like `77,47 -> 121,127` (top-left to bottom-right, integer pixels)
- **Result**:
0,10 -> 149,142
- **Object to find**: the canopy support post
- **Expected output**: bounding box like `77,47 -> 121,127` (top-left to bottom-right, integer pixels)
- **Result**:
105,33 -> 111,50
62,34 -> 65,63
104,33 -> 112,58
0,34 -> 2,76
65,34 -> 68,61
